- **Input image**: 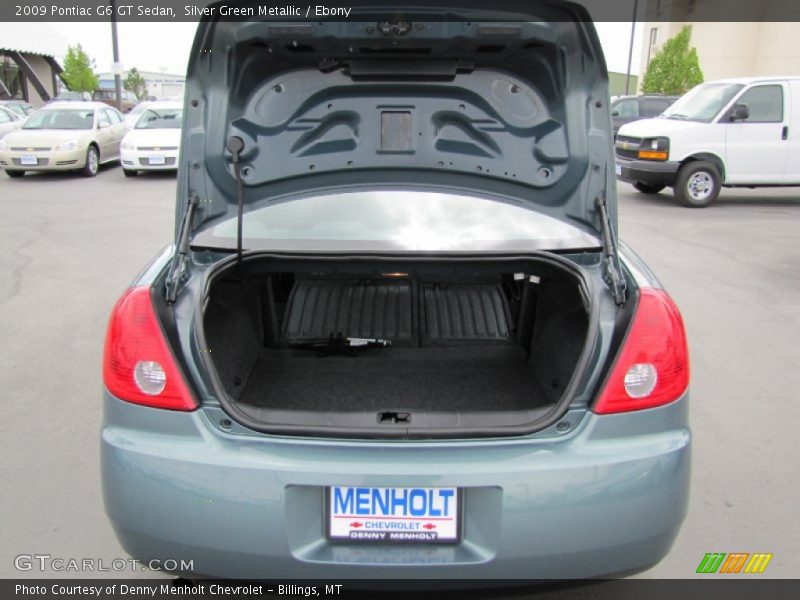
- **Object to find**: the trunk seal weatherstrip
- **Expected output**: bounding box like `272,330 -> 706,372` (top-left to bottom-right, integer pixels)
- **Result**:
192,250 -> 603,439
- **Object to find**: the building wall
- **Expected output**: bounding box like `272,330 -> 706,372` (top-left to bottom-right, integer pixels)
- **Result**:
638,22 -> 683,85
639,22 -> 800,88
0,52 -> 59,106
98,71 -> 185,100
25,54 -> 57,105
608,72 -> 639,97
751,22 -> 800,76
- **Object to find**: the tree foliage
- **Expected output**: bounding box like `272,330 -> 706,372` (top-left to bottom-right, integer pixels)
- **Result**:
641,26 -> 704,95
124,67 -> 148,100
61,44 -> 99,93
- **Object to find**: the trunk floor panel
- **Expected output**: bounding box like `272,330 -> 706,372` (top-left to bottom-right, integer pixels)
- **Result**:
237,346 -> 550,412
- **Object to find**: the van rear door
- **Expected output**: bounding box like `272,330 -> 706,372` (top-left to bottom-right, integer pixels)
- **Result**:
723,81 -> 789,184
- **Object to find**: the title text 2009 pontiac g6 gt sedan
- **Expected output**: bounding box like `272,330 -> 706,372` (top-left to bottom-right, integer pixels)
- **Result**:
101,0 -> 691,581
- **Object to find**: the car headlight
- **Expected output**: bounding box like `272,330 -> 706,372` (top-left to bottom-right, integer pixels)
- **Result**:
55,140 -> 79,151
638,137 -> 670,161
0,140 -> 8,151
120,139 -> 133,150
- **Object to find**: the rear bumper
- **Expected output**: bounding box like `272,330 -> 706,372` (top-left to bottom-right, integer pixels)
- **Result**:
616,158 -> 680,187
101,392 -> 691,580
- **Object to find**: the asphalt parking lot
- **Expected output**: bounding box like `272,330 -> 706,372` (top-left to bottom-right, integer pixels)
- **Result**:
0,165 -> 798,580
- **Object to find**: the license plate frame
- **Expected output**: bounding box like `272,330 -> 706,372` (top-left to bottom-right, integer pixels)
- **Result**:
325,486 -> 462,545
148,155 -> 166,165
20,155 -> 37,166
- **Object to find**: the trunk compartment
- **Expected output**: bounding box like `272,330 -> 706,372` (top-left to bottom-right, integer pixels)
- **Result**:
199,255 -> 594,438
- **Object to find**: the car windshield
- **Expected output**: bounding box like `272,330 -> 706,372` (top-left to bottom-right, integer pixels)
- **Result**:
662,83 -> 744,122
23,109 -> 94,130
56,92 -> 83,101
128,103 -> 150,116
5,104 -> 26,116
93,91 -> 115,100
135,108 -> 183,129
192,189 -> 600,252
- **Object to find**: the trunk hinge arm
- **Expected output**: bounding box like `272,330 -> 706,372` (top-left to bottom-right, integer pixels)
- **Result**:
595,195 -> 627,306
165,194 -> 199,304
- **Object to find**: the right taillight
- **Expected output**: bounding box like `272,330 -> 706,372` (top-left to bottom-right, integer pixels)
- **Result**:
593,288 -> 689,415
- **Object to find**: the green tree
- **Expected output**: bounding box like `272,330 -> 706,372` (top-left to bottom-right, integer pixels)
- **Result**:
124,67 -> 147,100
641,26 -> 704,95
61,44 -> 99,93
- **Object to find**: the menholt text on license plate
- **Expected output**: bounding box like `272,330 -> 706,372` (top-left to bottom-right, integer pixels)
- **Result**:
327,486 -> 460,544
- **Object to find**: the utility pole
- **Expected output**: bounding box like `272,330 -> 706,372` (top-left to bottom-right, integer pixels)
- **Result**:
625,0 -> 639,96
110,0 -> 122,110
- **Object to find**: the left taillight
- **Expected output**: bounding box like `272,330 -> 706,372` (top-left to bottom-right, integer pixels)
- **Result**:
103,286 -> 197,411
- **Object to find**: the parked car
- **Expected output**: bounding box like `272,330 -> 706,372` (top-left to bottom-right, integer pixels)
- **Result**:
616,77 -> 800,206
53,91 -> 92,102
92,89 -> 138,113
0,99 -> 36,118
101,2 -> 691,581
0,101 -> 126,177
0,105 -> 23,139
120,102 -> 183,175
123,100 -> 156,127
611,94 -> 678,137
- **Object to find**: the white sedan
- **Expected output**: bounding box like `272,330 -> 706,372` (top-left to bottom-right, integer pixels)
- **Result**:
0,105 -> 24,139
120,102 -> 182,176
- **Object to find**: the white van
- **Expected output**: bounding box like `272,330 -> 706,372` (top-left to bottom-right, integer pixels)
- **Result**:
615,77 -> 800,206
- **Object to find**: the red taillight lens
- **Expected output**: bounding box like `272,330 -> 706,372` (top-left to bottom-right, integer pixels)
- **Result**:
593,288 -> 689,415
103,286 -> 196,411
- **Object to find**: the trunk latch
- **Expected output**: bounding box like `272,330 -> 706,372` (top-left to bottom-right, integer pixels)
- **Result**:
377,22 -> 412,37
378,412 -> 410,424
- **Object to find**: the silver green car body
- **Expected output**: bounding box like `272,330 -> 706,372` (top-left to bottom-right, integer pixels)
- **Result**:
101,0 -> 690,580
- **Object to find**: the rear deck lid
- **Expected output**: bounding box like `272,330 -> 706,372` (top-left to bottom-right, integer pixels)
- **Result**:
178,0 -> 617,241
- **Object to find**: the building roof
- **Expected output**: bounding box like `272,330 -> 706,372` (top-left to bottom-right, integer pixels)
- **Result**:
97,71 -> 185,81
0,23 -> 68,57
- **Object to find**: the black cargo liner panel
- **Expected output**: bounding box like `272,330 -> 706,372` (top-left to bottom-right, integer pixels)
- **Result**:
422,283 -> 510,342
282,277 -> 511,345
284,278 -> 414,342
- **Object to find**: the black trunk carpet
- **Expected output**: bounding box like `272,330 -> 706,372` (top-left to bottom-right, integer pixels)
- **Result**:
237,345 -> 549,412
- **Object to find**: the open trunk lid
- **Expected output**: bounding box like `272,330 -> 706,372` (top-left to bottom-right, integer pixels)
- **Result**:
176,0 -> 618,242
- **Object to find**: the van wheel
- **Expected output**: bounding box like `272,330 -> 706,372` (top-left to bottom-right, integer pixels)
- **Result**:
81,146 -> 99,177
674,161 -> 721,207
633,182 -> 665,194
5,170 -> 25,178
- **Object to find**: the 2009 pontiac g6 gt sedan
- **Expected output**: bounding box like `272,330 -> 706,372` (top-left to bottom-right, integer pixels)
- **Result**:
101,0 -> 691,581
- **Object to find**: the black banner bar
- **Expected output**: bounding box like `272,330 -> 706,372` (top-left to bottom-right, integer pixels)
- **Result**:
3,0 -> 800,22
3,579 -> 800,600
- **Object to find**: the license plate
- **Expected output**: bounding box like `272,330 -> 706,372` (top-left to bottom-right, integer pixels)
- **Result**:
148,155 -> 166,165
615,162 -> 622,176
327,486 -> 461,544
20,155 -> 37,165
